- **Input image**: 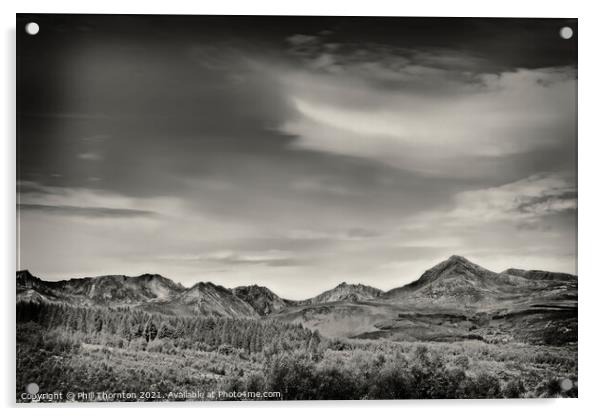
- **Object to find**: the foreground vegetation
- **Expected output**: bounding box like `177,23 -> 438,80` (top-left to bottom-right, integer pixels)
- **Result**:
17,302 -> 577,401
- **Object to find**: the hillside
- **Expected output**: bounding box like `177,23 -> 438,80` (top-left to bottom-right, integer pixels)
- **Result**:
382,255 -> 507,304
150,282 -> 259,318
502,268 -> 577,282
16,270 -> 185,306
300,282 -> 383,305
232,285 -> 291,315
381,255 -> 577,308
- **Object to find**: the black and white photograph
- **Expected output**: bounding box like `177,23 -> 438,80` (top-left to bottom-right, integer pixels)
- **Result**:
16,14 -> 577,402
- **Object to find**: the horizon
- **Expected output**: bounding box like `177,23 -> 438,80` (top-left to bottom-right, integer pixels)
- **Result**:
17,253 -> 577,301
17,15 -> 577,300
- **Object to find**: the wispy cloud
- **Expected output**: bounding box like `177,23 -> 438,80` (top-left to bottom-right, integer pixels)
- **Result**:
286,227 -> 384,241
279,66 -> 576,177
77,152 -> 103,161
450,172 -> 577,223
202,250 -> 298,267
17,181 -> 181,219
18,203 -> 156,219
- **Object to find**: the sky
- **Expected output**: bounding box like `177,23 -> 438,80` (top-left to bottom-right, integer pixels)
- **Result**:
17,15 -> 577,299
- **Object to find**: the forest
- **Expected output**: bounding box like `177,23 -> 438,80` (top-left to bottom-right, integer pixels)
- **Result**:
17,302 -> 577,401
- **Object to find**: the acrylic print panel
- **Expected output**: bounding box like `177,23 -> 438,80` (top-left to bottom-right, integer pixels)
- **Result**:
16,14 -> 577,402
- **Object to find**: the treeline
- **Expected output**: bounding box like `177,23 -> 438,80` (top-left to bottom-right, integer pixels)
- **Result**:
17,301 -> 319,354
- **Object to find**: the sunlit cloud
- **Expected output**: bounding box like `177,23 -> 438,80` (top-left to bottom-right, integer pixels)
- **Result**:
279,65 -> 575,177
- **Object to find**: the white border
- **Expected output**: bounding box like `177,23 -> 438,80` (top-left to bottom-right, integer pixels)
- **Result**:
2,1 -> 600,415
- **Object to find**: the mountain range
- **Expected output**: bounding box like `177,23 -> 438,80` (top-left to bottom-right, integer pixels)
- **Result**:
16,268 -> 386,318
16,255 -> 577,345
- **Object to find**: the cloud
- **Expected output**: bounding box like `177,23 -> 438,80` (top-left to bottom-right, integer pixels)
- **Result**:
196,250 -> 299,268
450,172 -> 577,223
345,228 -> 383,240
516,194 -> 577,216
77,152 -> 103,161
17,181 -> 181,219
18,204 -> 156,219
275,35 -> 576,179
388,171 -> 577,277
288,42 -> 489,90
285,227 -> 383,242
278,65 -> 576,177
291,178 -> 358,196
287,34 -> 319,46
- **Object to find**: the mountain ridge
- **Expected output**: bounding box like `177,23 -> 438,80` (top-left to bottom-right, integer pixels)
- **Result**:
16,255 -> 577,318
501,268 -> 577,281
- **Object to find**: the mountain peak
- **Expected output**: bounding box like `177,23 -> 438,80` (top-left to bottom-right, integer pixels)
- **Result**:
138,273 -> 163,278
303,281 -> 383,304
383,255 -> 505,304
423,255 -> 494,281
447,255 -> 469,263
17,270 -> 40,287
17,269 -> 35,280
233,284 -> 271,292
445,255 -> 485,269
173,281 -> 258,317
190,281 -> 217,290
435,255 -> 489,273
232,285 -> 289,316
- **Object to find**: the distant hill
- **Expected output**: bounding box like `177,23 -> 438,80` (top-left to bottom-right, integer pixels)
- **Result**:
232,285 -> 291,316
16,271 -> 257,318
501,268 -> 577,282
300,282 -> 383,305
16,270 -> 184,307
152,282 -> 259,318
382,255 -> 505,305
380,255 -> 577,307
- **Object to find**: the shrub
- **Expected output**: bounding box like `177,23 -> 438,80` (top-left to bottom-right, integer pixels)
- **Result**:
369,360 -> 412,399
461,372 -> 502,398
502,378 -> 525,398
453,355 -> 470,370
217,344 -> 235,355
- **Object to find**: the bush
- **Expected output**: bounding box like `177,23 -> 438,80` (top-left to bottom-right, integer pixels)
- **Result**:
502,378 -> 525,398
217,344 -> 235,355
263,352 -> 317,400
453,355 -> 470,370
461,372 -> 502,398
369,360 -> 412,399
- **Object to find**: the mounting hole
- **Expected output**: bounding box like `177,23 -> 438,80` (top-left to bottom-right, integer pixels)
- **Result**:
559,26 -> 573,40
26,382 -> 39,395
560,378 -> 573,391
25,22 -> 39,35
